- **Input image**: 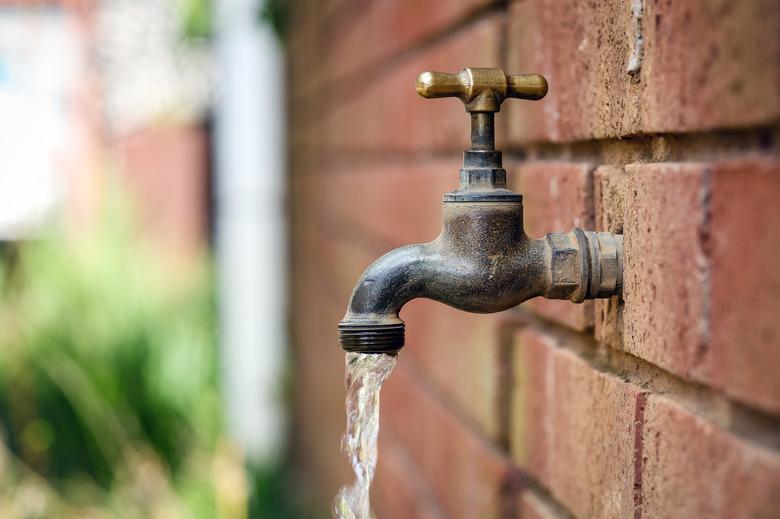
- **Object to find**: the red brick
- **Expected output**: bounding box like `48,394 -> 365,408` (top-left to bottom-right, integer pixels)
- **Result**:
623,163 -> 709,380
404,299 -> 506,440
315,158 -> 460,247
707,158 -> 780,414
114,125 -> 208,258
510,328 -> 550,479
593,165 -> 626,236
311,0 -> 491,91
641,395 -> 780,519
511,162 -> 595,331
381,362 -> 519,519
313,15 -> 501,152
506,0 -> 780,143
373,430 -> 445,519
290,228 -> 363,500
505,0 -> 641,143
641,1 -> 780,133
593,166 -> 626,350
623,159 -> 780,414
511,328 -> 642,518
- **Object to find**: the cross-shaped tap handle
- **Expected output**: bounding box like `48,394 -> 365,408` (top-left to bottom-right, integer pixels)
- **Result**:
416,67 -> 548,113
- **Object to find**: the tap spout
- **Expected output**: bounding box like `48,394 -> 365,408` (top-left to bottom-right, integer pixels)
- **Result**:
338,200 -> 623,353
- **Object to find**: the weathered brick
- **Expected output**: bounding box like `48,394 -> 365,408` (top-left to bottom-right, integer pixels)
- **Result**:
511,162 -> 595,331
313,0 -> 490,91
373,430 -> 445,519
315,158 -> 460,247
506,0 -> 780,143
511,328 -> 642,518
404,299 -> 506,440
707,158 -> 780,414
623,159 -> 780,413
593,165 -> 626,236
641,1 -> 780,133
382,362 -> 519,519
313,15 -> 501,152
641,395 -> 780,519
593,166 -> 626,351
623,163 -> 709,380
505,0 -> 642,143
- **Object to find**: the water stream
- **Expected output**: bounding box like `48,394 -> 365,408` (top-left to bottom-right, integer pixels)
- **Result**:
333,352 -> 398,519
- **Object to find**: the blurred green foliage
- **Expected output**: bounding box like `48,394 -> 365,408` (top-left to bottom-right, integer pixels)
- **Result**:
176,0 -> 288,43
258,0 -> 288,42
179,0 -> 213,41
0,215 -> 228,517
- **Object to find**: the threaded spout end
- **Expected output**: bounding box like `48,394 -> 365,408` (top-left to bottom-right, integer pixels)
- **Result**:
338,321 -> 405,353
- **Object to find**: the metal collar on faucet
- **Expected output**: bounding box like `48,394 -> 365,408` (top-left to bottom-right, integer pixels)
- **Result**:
338,68 -> 623,354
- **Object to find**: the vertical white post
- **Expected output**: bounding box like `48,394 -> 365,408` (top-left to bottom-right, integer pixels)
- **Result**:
214,0 -> 285,464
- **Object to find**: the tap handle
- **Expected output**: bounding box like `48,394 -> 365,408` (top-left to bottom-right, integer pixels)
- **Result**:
416,67 -> 548,112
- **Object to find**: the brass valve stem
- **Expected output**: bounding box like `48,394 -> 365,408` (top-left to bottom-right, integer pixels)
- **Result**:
417,67 -> 547,175
470,113 -> 495,151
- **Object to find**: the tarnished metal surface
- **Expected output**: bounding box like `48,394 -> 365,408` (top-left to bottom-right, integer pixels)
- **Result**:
339,68 -> 624,353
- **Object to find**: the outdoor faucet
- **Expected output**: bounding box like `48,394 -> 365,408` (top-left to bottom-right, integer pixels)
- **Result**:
338,67 -> 623,354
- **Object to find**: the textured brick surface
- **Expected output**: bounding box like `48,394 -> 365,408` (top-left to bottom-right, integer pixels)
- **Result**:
506,0 -> 780,143
511,328 -> 642,518
642,395 -> 780,519
404,299 -> 506,440
312,0 -> 490,90
512,162 -> 595,331
593,165 -> 626,350
382,362 -> 519,519
289,0 -> 490,101
623,163 -> 709,380
373,430 -> 445,519
623,159 -> 780,413
641,1 -> 780,133
289,1 -> 780,515
313,15 -> 501,152
505,0 -> 639,143
707,158 -> 780,414
314,158 -> 460,247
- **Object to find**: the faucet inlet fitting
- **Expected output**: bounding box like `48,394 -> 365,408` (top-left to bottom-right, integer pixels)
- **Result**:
338,67 -> 624,354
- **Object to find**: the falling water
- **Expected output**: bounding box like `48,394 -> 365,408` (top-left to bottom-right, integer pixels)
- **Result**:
333,352 -> 398,519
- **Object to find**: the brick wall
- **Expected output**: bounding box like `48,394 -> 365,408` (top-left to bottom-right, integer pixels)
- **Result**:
288,1 -> 780,517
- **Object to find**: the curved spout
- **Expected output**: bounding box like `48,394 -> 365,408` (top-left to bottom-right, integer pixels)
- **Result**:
338,236 -> 549,353
342,234 -> 548,319
338,201 -> 623,353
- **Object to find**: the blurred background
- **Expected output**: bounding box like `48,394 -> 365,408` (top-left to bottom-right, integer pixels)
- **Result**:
0,0 -> 297,516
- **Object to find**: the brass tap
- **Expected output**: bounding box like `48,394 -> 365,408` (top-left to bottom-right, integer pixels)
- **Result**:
415,67 -> 548,112
338,68 -> 623,354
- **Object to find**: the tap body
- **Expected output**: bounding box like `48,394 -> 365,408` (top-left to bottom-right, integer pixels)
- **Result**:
339,193 -> 623,353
